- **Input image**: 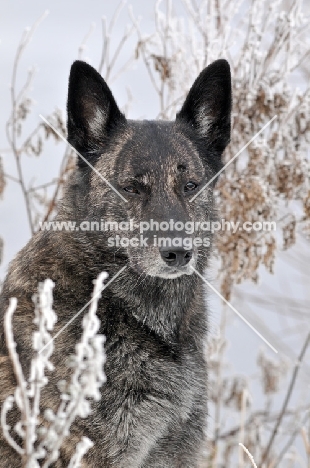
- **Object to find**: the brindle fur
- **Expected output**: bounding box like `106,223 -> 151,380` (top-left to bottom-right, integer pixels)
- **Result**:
0,59 -> 231,467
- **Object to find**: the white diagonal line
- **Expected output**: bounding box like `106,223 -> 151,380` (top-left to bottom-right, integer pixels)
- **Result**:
39,266 -> 127,353
39,114 -> 127,203
190,266 -> 278,353
189,115 -> 277,202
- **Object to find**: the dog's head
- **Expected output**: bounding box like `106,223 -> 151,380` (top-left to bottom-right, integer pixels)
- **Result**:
66,60 -> 231,279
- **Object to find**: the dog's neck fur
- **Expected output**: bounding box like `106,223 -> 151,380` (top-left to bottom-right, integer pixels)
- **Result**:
112,272 -> 204,343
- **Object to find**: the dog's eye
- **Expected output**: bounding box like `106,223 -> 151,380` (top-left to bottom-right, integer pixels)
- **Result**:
184,182 -> 198,192
123,186 -> 140,194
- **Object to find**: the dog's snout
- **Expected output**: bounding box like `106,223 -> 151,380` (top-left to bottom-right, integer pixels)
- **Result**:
160,248 -> 193,267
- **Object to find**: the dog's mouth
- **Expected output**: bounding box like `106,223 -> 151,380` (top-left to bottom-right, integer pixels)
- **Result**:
129,256 -> 195,279
155,264 -> 194,279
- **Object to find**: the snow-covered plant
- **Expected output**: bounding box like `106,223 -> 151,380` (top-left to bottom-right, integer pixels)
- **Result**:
1,272 -> 108,468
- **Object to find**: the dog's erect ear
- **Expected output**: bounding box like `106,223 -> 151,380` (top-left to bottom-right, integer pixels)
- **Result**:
176,59 -> 232,154
67,61 -> 126,163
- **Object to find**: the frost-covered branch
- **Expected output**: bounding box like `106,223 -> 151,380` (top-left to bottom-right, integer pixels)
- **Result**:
1,273 -> 108,467
239,443 -> 258,468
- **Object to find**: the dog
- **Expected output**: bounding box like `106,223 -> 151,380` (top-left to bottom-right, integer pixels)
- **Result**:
0,59 -> 231,467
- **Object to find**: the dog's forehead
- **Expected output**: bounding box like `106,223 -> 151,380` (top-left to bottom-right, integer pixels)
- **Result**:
117,120 -> 203,177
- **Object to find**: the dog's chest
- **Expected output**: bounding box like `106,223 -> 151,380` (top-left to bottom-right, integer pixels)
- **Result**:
99,314 -> 201,424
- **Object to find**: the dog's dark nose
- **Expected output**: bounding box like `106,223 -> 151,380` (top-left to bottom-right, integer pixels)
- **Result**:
160,248 -> 193,267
